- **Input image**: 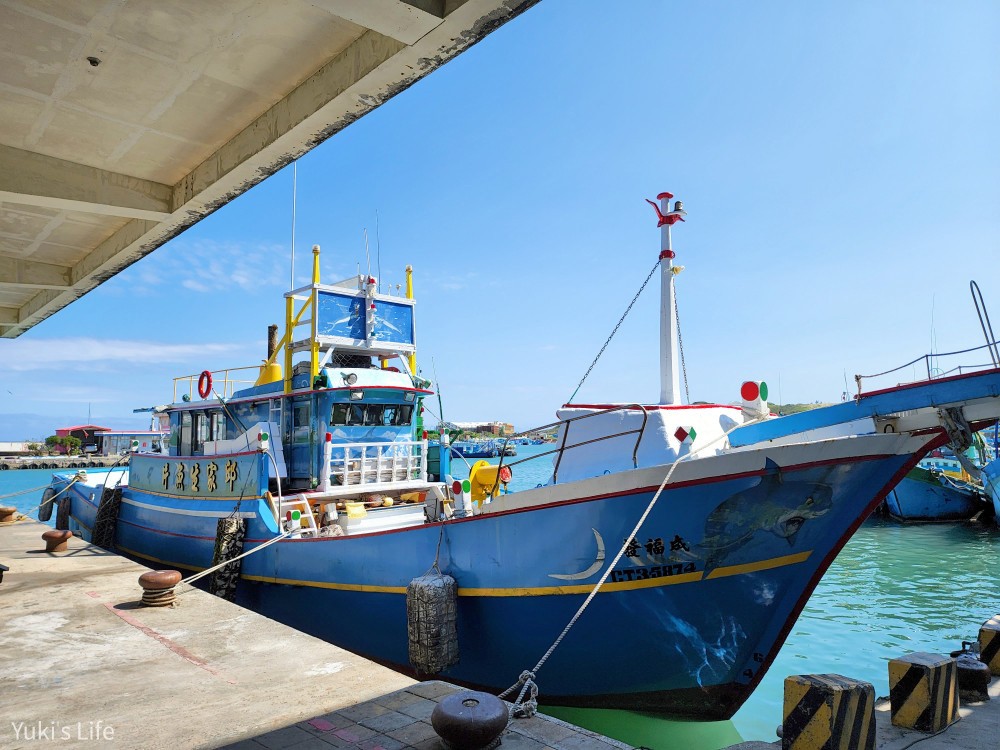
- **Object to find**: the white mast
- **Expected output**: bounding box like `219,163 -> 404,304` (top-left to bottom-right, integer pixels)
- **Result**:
648,191 -> 686,405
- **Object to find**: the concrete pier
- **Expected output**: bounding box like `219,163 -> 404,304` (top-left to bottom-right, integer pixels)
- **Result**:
0,519 -> 628,750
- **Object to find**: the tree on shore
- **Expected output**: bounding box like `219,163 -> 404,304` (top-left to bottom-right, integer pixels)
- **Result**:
44,435 -> 82,455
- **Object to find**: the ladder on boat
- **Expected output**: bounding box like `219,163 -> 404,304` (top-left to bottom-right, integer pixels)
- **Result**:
278,494 -> 319,536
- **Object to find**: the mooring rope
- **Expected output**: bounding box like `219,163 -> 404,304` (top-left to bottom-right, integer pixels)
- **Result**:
0,481 -> 57,500
176,528 -> 296,592
4,477 -> 81,521
499,411 -> 769,718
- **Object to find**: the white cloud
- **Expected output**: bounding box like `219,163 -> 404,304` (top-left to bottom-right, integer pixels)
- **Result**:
135,239 -> 289,294
0,338 -> 245,372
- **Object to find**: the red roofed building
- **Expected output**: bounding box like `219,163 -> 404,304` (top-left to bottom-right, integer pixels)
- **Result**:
54,425 -> 111,454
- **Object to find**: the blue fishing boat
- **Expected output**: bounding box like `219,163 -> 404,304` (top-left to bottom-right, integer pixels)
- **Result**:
981,431 -> 1000,526
45,193 -> 1000,720
883,468 -> 987,522
451,440 -> 501,459
881,443 -> 989,522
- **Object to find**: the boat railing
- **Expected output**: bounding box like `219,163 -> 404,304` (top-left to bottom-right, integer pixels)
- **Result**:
173,366 -> 260,402
329,439 -> 428,488
854,340 -> 1000,396
489,404 -> 649,492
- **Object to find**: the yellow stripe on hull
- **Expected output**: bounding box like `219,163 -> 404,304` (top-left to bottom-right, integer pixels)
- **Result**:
240,549 -> 813,597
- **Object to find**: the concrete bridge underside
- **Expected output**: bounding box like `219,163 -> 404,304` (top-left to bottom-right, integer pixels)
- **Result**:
0,0 -> 538,338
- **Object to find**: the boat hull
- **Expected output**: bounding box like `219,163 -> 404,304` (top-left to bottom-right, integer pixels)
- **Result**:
56,433 -> 930,719
883,469 -> 985,522
981,458 -> 1000,526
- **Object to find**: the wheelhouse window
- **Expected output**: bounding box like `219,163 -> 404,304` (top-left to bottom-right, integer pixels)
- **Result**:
330,403 -> 413,426
292,401 -> 311,444
210,411 -> 226,442
180,412 -> 193,456
192,412 -> 209,454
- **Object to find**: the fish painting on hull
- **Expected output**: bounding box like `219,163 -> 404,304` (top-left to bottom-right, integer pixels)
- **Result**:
698,459 -> 833,571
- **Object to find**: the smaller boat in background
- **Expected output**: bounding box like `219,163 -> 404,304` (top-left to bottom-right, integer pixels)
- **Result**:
879,438 -> 991,522
450,440 -> 500,459
980,427 -> 1000,526
883,465 -> 987,523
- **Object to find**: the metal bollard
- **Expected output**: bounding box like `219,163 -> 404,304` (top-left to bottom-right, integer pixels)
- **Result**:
41,529 -> 73,552
138,570 -> 182,607
431,691 -> 508,750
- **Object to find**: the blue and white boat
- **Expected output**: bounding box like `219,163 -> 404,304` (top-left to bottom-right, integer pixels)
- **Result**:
46,192 -> 1000,720
980,431 -> 1000,526
881,445 -> 989,523
451,440 -> 501,459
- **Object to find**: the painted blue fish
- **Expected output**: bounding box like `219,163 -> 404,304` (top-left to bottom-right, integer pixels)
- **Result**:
698,459 -> 833,569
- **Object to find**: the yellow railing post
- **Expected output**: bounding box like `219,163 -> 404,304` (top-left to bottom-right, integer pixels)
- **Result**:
405,265 -> 416,375
284,295 -> 294,394
310,245 -> 321,381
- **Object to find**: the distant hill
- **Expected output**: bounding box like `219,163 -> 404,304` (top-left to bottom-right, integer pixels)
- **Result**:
769,402 -> 835,415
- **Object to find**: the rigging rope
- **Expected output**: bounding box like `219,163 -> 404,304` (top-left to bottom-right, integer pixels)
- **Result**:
566,260 -> 659,404
499,411 -> 768,719
675,289 -> 690,404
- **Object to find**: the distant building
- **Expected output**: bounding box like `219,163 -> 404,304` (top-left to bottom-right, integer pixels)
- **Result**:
54,424 -> 111,454
440,421 -> 515,436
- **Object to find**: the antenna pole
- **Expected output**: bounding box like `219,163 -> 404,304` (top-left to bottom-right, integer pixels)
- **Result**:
290,161 -> 297,290
649,191 -> 686,404
376,210 -> 383,294
364,229 -> 371,280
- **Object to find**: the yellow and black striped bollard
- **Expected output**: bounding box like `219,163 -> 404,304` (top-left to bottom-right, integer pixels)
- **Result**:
782,673 -> 875,750
979,615 -> 1000,675
888,652 -> 958,732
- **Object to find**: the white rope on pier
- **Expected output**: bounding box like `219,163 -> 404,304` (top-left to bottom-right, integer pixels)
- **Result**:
176,528 -> 296,592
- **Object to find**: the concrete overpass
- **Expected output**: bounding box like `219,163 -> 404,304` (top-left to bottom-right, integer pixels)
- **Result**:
0,0 -> 538,338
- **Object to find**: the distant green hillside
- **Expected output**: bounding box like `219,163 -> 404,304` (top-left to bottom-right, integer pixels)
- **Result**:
769,402 -> 834,415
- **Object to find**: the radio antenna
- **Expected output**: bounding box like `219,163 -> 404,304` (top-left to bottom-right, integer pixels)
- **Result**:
376,210 -> 383,293
290,161 -> 297,290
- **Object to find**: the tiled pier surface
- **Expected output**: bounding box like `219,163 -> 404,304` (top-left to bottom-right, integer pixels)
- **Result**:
220,682 -> 631,750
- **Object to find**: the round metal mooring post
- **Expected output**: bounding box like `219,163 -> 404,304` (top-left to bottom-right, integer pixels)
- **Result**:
431,691 -> 508,750
41,529 -> 73,552
0,506 -> 17,523
955,653 -> 991,702
138,570 -> 182,607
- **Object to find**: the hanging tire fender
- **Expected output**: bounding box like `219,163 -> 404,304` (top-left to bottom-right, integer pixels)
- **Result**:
37,487 -> 56,522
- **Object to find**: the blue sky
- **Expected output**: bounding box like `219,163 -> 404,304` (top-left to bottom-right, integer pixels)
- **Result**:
2,0 -> 999,439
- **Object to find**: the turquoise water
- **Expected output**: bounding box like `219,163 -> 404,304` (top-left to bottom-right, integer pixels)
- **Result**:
4,461 -> 997,748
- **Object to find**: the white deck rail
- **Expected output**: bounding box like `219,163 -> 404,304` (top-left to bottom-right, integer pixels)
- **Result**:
330,439 -> 428,490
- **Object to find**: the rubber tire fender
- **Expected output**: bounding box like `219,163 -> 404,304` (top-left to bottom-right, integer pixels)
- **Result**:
55,495 -> 71,531
38,487 -> 56,522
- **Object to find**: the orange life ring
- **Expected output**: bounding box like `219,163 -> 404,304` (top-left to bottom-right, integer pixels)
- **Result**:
198,370 -> 213,399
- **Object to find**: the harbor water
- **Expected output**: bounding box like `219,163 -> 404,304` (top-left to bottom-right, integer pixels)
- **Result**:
4,453 -> 998,749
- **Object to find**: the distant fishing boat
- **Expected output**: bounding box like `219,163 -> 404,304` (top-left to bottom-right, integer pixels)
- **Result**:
882,465 -> 988,523
451,440 -> 500,458
44,192 -> 1000,720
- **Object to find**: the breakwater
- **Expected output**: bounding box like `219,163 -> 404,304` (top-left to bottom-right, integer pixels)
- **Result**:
0,456 -> 124,471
